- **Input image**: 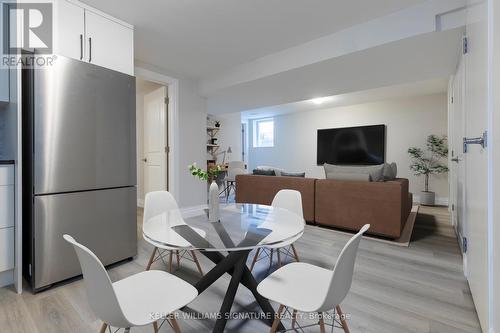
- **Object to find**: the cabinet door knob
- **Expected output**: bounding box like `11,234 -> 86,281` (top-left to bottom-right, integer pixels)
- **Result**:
142,158 -> 147,163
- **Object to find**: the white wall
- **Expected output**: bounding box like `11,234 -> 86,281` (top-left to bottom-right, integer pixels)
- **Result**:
135,78 -> 164,205
135,61 -> 208,208
212,112 -> 242,163
248,93 -> 449,203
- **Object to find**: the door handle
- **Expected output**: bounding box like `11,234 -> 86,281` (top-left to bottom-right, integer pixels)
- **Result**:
463,131 -> 487,153
451,157 -> 460,163
88,37 -> 92,62
80,34 -> 83,60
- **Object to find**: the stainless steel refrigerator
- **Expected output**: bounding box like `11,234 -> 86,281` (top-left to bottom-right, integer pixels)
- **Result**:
22,55 -> 137,292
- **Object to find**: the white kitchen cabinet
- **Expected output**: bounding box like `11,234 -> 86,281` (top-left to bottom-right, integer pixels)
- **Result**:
0,228 -> 14,272
53,0 -> 134,76
0,165 -> 14,284
53,0 -> 85,61
85,10 -> 134,76
0,69 -> 8,103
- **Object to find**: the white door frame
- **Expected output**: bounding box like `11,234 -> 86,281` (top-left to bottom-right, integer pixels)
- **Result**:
135,67 -> 179,203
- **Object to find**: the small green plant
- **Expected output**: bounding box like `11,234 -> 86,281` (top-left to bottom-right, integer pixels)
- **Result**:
188,163 -> 223,181
408,135 -> 449,192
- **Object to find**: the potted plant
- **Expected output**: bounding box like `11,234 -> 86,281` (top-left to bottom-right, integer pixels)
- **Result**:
408,135 -> 449,206
188,163 -> 223,221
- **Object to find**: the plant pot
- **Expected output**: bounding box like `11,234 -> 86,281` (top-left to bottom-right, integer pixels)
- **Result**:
208,180 -> 220,222
420,191 -> 435,206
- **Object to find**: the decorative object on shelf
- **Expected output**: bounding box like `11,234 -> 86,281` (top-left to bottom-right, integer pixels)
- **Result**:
408,135 -> 449,206
215,120 -> 220,128
188,163 -> 223,222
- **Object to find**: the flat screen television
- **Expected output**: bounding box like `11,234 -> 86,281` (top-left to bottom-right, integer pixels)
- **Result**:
317,125 -> 386,165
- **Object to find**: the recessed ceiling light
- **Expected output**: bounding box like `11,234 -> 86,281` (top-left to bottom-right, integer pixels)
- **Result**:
310,97 -> 333,105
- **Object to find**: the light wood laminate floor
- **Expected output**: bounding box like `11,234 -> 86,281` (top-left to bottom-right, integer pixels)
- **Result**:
0,206 -> 481,333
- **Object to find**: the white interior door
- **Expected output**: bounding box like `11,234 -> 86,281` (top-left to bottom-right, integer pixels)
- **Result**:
143,86 -> 168,195
450,56 -> 467,258
463,0 -> 490,330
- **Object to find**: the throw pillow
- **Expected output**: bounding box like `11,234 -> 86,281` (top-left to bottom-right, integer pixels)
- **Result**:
253,169 -> 276,176
256,165 -> 284,176
382,162 -> 398,180
323,163 -> 385,182
281,171 -> 306,178
326,172 -> 371,181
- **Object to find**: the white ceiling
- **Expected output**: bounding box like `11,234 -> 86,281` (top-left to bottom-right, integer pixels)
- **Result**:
81,0 -> 427,78
241,78 -> 449,120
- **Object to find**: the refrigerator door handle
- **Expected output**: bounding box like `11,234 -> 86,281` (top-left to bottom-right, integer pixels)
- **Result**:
80,34 -> 83,60
88,37 -> 92,63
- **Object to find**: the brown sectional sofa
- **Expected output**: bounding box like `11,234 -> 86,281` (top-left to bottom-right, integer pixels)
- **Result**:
235,174 -> 413,239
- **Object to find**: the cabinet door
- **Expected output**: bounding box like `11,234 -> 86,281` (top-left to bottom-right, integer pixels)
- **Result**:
0,227 -> 14,272
0,185 -> 14,229
85,10 -> 134,75
53,0 -> 85,61
0,69 -> 8,103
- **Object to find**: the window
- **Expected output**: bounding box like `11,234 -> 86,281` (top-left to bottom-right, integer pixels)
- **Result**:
253,118 -> 274,148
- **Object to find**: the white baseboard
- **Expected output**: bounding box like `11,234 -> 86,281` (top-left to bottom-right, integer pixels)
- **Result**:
0,270 -> 14,288
137,198 -> 144,208
413,194 -> 449,206
180,204 -> 207,219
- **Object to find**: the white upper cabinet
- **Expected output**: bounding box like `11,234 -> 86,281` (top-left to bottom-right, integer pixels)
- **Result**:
85,10 -> 134,76
54,0 -> 85,61
53,0 -> 134,76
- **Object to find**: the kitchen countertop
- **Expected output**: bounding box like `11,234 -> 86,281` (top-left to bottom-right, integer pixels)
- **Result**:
0,160 -> 15,165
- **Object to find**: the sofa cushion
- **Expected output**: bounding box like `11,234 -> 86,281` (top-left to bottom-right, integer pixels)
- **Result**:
281,171 -> 306,178
253,169 -> 276,176
326,172 -> 370,182
323,163 -> 385,182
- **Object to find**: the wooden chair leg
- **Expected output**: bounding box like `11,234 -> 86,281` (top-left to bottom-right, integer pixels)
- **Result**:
176,250 -> 181,268
153,321 -> 159,333
250,248 -> 260,271
319,312 -> 326,333
291,309 -> 298,329
169,316 -> 182,333
146,247 -> 157,271
291,244 -> 300,262
168,250 -> 173,272
277,249 -> 282,268
99,323 -> 107,333
336,305 -> 350,333
191,251 -> 204,275
270,304 -> 285,333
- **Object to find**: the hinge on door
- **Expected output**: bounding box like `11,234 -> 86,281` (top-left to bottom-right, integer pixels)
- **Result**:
463,237 -> 468,253
28,264 -> 32,276
463,36 -> 468,54
451,96 -> 454,104
164,97 -> 169,104
165,146 -> 170,153
452,204 -> 455,211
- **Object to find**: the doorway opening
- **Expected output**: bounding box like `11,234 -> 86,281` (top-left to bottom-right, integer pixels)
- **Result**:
136,77 -> 169,207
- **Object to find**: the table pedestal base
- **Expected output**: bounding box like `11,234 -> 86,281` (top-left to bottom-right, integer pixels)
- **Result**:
196,250 -> 284,333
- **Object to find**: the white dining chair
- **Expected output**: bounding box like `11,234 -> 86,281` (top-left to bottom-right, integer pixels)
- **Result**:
143,191 -> 204,275
221,161 -> 246,201
250,190 -> 304,271
257,224 -> 370,333
63,235 -> 198,333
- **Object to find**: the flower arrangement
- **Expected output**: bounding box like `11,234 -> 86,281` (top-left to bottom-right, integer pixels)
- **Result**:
188,163 -> 223,181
